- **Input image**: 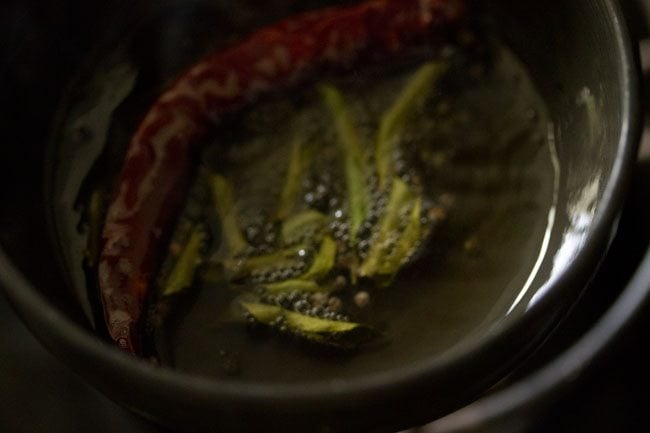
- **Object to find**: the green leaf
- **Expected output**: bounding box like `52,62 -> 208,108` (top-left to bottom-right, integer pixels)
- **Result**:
223,244 -> 307,281
376,61 -> 447,189
359,178 -> 415,279
240,302 -> 369,347
208,174 -> 248,255
263,279 -> 323,294
284,309 -> 359,334
281,210 -> 327,244
275,136 -> 309,220
301,236 -> 337,281
218,234 -> 335,284
241,302 -> 284,324
319,84 -> 370,243
377,196 -> 422,278
162,227 -> 206,297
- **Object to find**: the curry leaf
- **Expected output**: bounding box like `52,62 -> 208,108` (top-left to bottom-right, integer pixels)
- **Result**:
359,178 -> 415,279
281,210 -> 327,244
263,279 -> 323,294
376,61 -> 447,188
275,136 -> 309,220
376,196 -> 422,278
219,236 -> 335,284
284,309 -> 360,334
222,244 -> 307,281
161,227 -> 206,297
301,236 -> 337,281
241,302 -> 284,324
241,302 -> 369,347
209,174 -> 248,255
319,84 -> 370,243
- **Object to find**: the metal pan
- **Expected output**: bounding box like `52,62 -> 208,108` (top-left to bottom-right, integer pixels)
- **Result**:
0,0 -> 641,431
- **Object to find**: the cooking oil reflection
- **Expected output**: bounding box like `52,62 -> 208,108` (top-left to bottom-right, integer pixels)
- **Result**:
507,123 -> 561,314
528,175 -> 601,310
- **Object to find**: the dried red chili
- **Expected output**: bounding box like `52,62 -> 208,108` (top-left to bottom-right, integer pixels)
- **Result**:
98,0 -> 465,354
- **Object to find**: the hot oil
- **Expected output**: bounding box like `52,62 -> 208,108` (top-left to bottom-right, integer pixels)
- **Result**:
162,45 -> 558,382
48,11 -> 558,382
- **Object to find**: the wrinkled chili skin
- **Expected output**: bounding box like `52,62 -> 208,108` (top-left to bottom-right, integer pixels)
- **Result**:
98,0 -> 465,354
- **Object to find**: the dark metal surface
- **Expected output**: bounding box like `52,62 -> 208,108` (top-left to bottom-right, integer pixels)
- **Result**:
0,293 -> 163,433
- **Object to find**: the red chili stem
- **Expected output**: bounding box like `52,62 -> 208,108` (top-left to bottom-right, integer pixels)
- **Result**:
98,0 -> 465,354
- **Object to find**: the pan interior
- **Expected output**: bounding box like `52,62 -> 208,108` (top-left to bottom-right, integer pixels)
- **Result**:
0,0 -> 634,392
47,0 -> 562,383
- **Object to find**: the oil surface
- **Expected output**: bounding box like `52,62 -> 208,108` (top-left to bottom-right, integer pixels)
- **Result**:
49,6 -> 558,383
